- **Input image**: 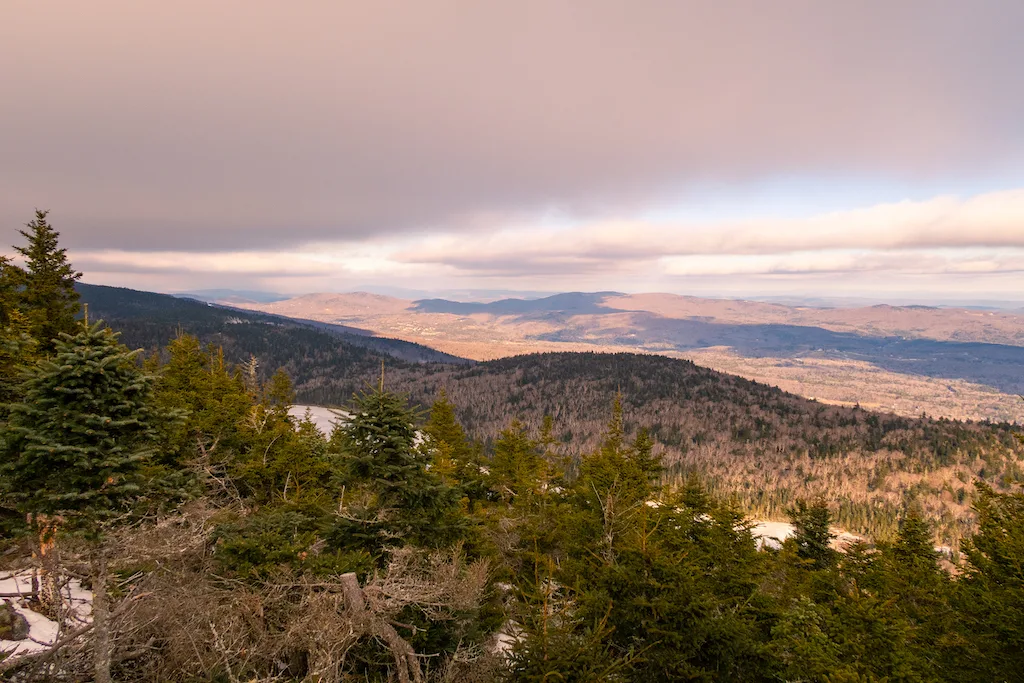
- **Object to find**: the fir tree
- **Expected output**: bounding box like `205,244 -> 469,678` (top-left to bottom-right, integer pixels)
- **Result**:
788,499 -> 837,570
2,322 -> 162,526
490,419 -> 541,504
891,507 -> 939,570
334,388 -> 465,555
1,321 -> 163,683
0,310 -> 36,419
422,389 -> 487,510
0,255 -> 24,327
423,389 -> 472,462
955,483 -> 1024,681
153,333 -> 252,470
13,210 -> 82,349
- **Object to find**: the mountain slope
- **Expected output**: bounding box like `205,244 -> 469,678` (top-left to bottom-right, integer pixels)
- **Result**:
376,351 -> 1023,544
234,290 -> 1024,421
77,283 -> 470,399
78,284 -> 1024,542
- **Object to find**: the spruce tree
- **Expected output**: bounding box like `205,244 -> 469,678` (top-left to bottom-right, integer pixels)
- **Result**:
1,321 -> 163,683
13,210 -> 82,349
3,322 -> 161,526
788,499 -> 837,570
422,390 -> 488,509
334,387 -> 464,555
153,333 -> 252,468
955,483 -> 1024,681
0,255 -> 24,327
490,419 -> 541,504
577,396 -> 656,509
0,310 -> 36,419
423,389 -> 472,462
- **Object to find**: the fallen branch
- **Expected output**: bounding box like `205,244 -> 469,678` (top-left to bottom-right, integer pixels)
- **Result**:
0,589 -> 151,676
340,572 -> 423,683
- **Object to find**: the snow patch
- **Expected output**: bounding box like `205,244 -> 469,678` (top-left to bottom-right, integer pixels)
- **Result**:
0,572 -> 92,659
290,405 -> 348,435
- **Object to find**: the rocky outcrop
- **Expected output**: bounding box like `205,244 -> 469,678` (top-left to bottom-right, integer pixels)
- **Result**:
0,602 -> 30,641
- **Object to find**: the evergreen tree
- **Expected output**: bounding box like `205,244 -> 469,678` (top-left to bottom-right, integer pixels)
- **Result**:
423,389 -> 472,462
0,321 -> 164,683
490,419 -> 541,504
333,388 -> 465,556
0,255 -> 24,327
2,322 -> 162,527
891,507 -> 938,570
788,499 -> 837,570
577,397 -> 657,510
628,427 -> 660,485
152,333 -> 252,470
13,210 -> 82,348
234,369 -> 332,505
421,389 -> 488,509
601,391 -> 626,457
874,508 -> 952,680
954,483 -> 1024,681
0,310 -> 36,419
262,367 -> 295,421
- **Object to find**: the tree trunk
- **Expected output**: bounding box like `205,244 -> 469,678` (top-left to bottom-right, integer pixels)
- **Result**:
91,546 -> 112,683
339,572 -> 422,683
31,513 -> 61,617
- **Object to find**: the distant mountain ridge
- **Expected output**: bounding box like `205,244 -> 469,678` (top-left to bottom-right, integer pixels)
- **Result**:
413,291 -> 623,315
174,288 -> 289,304
229,289 -> 1024,421
237,289 -> 1024,347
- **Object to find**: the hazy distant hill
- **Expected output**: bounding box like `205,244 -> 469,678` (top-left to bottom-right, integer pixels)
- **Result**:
233,290 -> 1024,422
413,292 -> 622,315
174,288 -> 289,304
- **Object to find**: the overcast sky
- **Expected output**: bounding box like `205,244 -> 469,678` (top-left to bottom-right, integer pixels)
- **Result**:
4,1 -> 1024,301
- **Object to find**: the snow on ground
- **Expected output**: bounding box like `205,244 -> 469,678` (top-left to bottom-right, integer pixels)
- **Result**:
751,521 -> 796,550
290,405 -> 425,445
290,404 -> 348,435
751,521 -> 864,550
0,572 -> 92,659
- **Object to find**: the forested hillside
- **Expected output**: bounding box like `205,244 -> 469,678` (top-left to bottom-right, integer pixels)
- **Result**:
234,289 -> 1024,422
77,282 -> 468,381
374,353 -> 1022,544
77,284 -> 1024,543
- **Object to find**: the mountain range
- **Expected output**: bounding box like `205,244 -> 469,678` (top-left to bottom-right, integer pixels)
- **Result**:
76,282 -> 1024,543
229,290 -> 1024,423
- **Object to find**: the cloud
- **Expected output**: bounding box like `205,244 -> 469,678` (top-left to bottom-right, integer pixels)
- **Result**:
46,188 -> 1024,295
3,1 -> 1024,251
661,250 -> 1024,277
396,189 -> 1024,273
70,250 -> 340,277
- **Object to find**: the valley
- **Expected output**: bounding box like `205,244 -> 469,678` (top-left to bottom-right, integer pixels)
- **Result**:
233,291 -> 1024,422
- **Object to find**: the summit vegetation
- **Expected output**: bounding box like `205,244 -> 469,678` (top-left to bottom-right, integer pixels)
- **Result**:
1,213 -> 1023,682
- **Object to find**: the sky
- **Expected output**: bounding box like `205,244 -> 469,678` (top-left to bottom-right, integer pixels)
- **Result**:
3,1 -> 1024,302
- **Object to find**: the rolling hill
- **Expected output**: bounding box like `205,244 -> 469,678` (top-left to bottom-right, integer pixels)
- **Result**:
77,283 -> 1023,543
233,291 -> 1024,422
